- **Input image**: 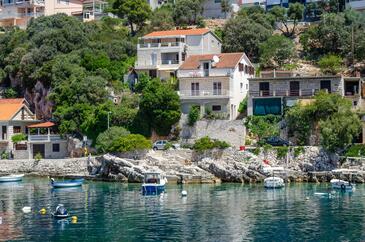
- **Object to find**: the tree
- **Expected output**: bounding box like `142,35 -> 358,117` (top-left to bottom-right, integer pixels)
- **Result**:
139,80 -> 181,135
318,54 -> 343,75
188,105 -> 200,126
150,6 -> 175,31
112,0 -> 152,35
221,0 -> 232,19
173,0 -> 203,26
245,115 -> 280,141
223,16 -> 272,61
96,126 -> 130,153
270,3 -> 304,37
259,35 -> 295,68
110,134 -> 152,152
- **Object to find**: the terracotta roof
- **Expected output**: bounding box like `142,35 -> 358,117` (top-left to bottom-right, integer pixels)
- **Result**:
143,28 -> 210,38
179,53 -> 245,70
28,121 -> 55,128
0,99 -> 26,121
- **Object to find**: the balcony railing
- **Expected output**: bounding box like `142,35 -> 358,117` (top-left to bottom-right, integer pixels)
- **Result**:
138,42 -> 183,48
28,134 -> 63,142
249,89 -> 329,97
161,59 -> 179,65
1,0 -> 44,6
179,89 -> 231,98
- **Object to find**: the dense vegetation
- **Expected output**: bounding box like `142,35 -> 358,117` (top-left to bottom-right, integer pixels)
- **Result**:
193,136 -> 230,151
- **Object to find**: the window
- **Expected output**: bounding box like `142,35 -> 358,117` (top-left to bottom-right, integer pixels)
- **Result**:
213,82 -> 222,95
259,82 -> 270,96
239,63 -> 244,72
13,126 -> 21,133
354,101 -> 358,106
320,80 -> 331,93
240,83 -> 243,93
15,144 -> 27,150
52,143 -> 60,152
212,105 -> 221,111
203,62 -> 210,77
214,0 -> 221,2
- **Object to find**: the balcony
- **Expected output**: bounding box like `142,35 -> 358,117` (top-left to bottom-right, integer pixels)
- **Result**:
179,89 -> 231,99
137,42 -> 183,49
161,59 -> 179,65
28,134 -> 63,142
1,0 -> 44,6
347,0 -> 365,10
249,89 -> 329,97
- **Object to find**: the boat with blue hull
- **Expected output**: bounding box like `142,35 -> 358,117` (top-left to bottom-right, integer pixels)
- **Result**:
51,178 -> 84,188
0,174 -> 24,182
142,172 -> 167,195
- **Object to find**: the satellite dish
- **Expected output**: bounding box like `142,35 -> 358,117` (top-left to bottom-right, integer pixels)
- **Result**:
212,55 -> 220,63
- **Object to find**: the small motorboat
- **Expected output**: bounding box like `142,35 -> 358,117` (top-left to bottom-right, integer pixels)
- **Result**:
264,177 -> 285,189
52,204 -> 69,219
142,172 -> 167,195
50,178 -> 84,188
0,174 -> 24,182
330,179 -> 355,191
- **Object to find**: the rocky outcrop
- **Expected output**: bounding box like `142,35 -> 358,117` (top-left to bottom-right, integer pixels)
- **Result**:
25,81 -> 53,120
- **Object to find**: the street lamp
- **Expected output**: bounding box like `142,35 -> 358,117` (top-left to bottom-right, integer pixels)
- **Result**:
107,111 -> 112,129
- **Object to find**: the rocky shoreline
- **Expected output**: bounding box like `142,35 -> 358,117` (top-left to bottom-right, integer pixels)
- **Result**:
1,147 -> 365,184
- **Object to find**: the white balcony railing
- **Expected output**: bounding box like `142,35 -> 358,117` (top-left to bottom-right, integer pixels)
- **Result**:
161,59 -> 179,65
249,88 -> 335,97
179,89 -> 231,98
138,42 -> 183,49
28,134 -> 63,142
1,0 -> 44,6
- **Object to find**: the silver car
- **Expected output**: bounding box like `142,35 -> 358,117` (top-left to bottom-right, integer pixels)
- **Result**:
152,140 -> 180,150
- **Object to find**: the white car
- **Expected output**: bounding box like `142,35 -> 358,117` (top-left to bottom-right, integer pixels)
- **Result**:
152,140 -> 179,150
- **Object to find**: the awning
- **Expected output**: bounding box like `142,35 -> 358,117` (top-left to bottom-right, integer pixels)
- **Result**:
27,122 -> 55,128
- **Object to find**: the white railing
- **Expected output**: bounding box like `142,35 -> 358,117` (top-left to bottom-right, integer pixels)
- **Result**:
138,42 -> 183,49
179,89 -> 231,98
1,0 -> 44,5
249,88 -> 336,97
28,134 -> 62,142
161,59 -> 179,65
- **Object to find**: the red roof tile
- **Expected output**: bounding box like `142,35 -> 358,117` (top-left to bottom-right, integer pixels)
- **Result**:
179,53 -> 245,70
144,28 -> 210,38
28,122 -> 55,128
0,99 -> 26,121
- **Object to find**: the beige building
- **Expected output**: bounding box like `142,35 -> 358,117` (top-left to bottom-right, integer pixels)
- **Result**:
135,28 -> 222,81
177,52 -> 255,120
0,98 -> 67,159
0,0 -> 83,28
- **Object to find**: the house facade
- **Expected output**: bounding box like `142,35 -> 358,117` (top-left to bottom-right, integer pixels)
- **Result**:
0,0 -> 83,28
202,0 -> 241,19
177,52 -> 254,120
346,0 -> 365,11
0,98 -> 67,159
146,0 -> 167,10
135,28 -> 222,81
247,71 -> 365,116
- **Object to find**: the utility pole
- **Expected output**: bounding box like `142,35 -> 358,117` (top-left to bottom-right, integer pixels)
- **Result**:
351,25 -> 355,64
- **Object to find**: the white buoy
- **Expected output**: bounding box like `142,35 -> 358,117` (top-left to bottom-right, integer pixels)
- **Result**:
181,190 -> 187,196
22,207 -> 32,213
305,196 -> 309,200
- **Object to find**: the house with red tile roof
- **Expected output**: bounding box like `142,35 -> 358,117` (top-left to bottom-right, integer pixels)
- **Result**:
177,52 -> 254,120
135,28 -> 221,81
0,98 -> 67,159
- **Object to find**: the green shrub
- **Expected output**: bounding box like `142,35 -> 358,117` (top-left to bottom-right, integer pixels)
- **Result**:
188,105 -> 200,126
3,88 -> 17,98
263,144 -> 273,153
1,151 -> 9,160
294,146 -> 305,157
164,142 -> 173,150
252,147 -> 261,155
95,126 -> 130,153
110,134 -> 152,153
275,146 -> 289,159
34,152 -> 42,161
318,54 -> 343,75
345,145 -> 365,157
11,133 -> 27,143
238,97 -> 248,113
193,136 -> 230,152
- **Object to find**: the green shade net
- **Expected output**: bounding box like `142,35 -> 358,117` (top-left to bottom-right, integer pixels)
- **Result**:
253,98 -> 281,115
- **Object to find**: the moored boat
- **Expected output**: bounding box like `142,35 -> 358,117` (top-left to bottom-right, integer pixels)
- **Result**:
51,178 -> 84,188
0,174 -> 24,182
330,179 -> 355,191
142,172 -> 167,195
264,177 -> 285,189
51,204 -> 69,219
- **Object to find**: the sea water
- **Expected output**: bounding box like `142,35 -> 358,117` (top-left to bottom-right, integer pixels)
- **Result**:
0,177 -> 364,241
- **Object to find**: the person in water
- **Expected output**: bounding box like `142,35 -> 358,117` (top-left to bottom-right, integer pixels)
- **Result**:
55,204 -> 68,216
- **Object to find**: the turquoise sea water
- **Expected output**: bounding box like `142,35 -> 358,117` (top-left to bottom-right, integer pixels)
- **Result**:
0,177 -> 365,241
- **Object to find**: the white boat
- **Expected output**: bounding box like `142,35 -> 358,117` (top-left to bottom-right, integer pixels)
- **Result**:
142,172 -> 167,195
0,174 -> 24,182
330,179 -> 355,191
264,177 -> 285,189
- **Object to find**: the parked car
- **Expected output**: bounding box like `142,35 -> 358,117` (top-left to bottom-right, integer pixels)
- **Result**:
264,136 -> 291,146
153,140 -> 179,150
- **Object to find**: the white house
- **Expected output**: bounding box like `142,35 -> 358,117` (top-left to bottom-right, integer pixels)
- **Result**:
202,0 -> 242,19
177,52 -> 254,120
0,98 -> 67,159
135,28 -> 222,81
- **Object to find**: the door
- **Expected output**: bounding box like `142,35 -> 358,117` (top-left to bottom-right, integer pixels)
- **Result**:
33,144 -> 45,159
203,62 -> 209,77
320,80 -> 331,93
259,82 -> 270,96
290,81 -> 300,96
2,126 -> 6,140
191,83 -> 200,96
213,82 -> 222,95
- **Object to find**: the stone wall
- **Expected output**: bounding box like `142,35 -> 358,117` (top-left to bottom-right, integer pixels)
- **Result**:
180,117 -> 245,147
0,157 -> 90,176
